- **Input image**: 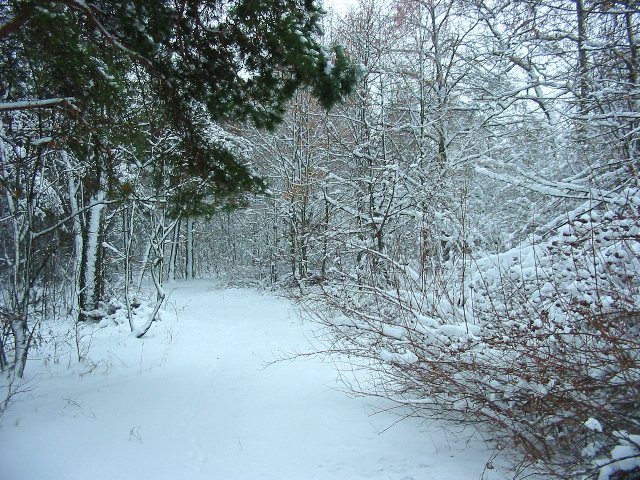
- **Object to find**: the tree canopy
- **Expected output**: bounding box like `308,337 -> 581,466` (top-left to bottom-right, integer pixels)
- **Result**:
0,0 -> 358,203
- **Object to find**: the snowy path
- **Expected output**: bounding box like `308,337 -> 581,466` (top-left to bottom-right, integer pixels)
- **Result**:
1,281 -> 505,480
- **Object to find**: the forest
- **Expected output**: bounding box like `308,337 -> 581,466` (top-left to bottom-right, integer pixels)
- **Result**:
1,0 -> 639,479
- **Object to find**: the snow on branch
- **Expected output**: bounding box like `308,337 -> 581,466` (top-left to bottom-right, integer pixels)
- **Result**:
0,98 -> 76,112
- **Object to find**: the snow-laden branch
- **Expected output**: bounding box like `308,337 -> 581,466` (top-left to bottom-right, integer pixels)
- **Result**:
29,197 -> 119,240
0,98 -> 76,112
474,165 -> 619,203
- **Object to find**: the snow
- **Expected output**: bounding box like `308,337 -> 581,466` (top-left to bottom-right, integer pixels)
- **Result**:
585,417 -> 603,433
381,324 -> 406,340
0,98 -> 75,112
0,281 -> 507,479
437,323 -> 481,338
329,314 -> 357,327
379,348 -> 419,365
597,442 -> 640,480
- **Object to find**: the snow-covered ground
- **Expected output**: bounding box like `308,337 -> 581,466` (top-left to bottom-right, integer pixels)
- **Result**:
1,281 -> 508,479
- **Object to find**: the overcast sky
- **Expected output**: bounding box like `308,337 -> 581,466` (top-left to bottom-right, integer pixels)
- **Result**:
323,0 -> 359,14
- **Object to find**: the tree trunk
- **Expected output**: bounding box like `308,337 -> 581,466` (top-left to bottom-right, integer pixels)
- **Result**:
10,315 -> 28,378
186,217 -> 194,279
168,218 -> 181,281
79,190 -> 106,319
62,152 -> 84,318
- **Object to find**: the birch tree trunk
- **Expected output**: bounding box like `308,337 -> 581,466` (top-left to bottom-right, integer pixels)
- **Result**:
186,217 -> 194,279
61,151 -> 83,318
167,218 -> 181,281
0,119 -> 41,377
78,189 -> 106,319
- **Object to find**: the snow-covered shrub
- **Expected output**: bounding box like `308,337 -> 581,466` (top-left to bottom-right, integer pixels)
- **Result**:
307,187 -> 640,479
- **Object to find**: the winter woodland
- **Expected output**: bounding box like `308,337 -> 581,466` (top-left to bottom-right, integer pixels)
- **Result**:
1,0 -> 639,478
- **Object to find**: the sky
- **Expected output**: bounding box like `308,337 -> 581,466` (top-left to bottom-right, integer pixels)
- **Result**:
323,0 -> 359,14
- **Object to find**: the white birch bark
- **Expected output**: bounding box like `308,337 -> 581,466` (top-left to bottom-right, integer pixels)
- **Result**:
61,151 -> 83,317
186,217 -> 194,279
81,190 -> 106,312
